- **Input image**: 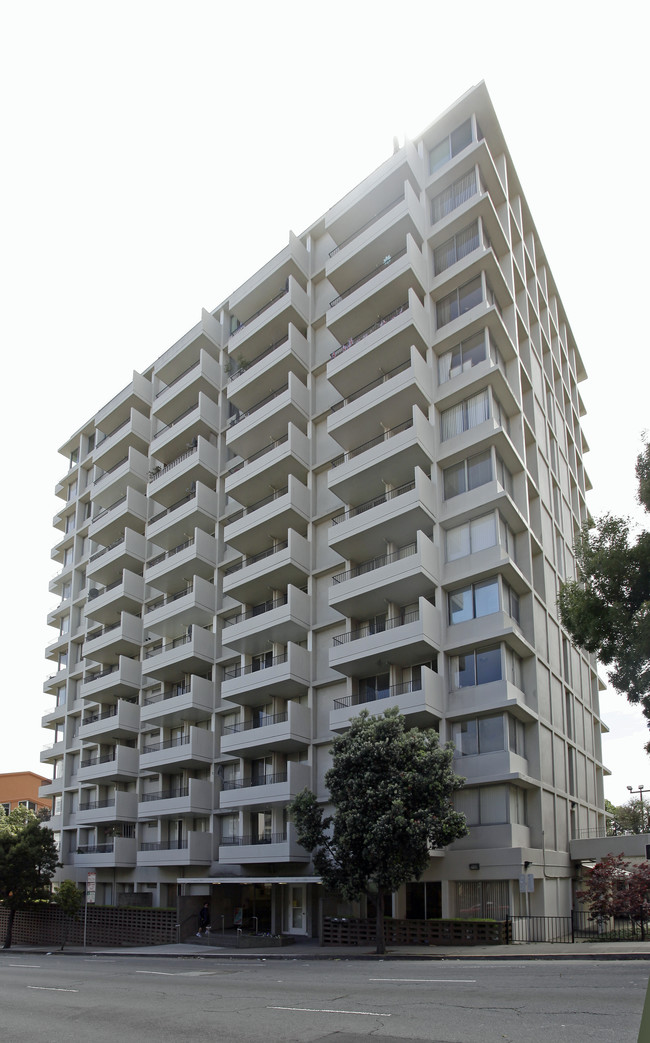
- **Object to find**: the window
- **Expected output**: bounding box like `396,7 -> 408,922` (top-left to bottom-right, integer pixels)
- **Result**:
452,714 -> 506,754
57,651 -> 68,670
446,512 -> 497,561
59,615 -> 70,636
1,802 -> 10,816
67,480 -> 77,502
65,513 -> 75,534
358,673 -> 390,702
439,331 -> 504,386
440,389 -> 489,441
431,169 -> 478,224
63,546 -> 74,567
455,784 -> 508,825
429,119 -> 473,173
436,276 -> 482,327
448,577 -> 519,625
87,433 -> 95,453
61,581 -> 71,601
433,221 -> 480,275
69,448 -> 79,469
456,879 -> 510,920
508,716 -> 526,757
450,646 -> 502,689
54,796 -> 63,815
443,450 -> 492,499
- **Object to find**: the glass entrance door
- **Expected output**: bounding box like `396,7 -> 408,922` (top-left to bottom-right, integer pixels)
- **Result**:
284,884 -> 307,934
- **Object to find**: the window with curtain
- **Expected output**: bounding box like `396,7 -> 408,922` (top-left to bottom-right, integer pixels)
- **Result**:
429,119 -> 473,173
455,879 -> 511,919
436,276 -> 482,327
438,331 -> 488,384
446,512 -> 497,561
443,450 -> 497,499
440,389 -> 490,441
431,169 -> 478,224
433,221 -> 480,275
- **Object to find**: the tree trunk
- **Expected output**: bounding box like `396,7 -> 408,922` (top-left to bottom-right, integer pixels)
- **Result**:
375,890 -> 386,955
3,907 -> 16,949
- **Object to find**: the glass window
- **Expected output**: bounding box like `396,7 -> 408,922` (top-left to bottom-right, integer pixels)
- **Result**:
431,170 -> 478,224
429,119 -> 473,174
434,221 -> 480,275
449,585 -> 473,624
451,646 -> 502,689
476,646 -> 502,684
474,578 -> 499,617
436,276 -> 482,328
471,513 -> 497,553
452,652 -> 476,689
438,331 -> 487,384
455,719 -> 478,755
446,522 -> 471,561
67,480 -> 77,502
69,448 -> 79,469
441,389 -> 490,441
478,715 -> 505,753
468,451 -> 492,490
443,460 -> 467,499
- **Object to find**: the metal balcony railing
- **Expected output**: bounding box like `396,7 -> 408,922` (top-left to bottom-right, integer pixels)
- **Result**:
223,541 -> 288,577
331,418 -> 413,468
328,195 -> 403,257
333,679 -> 422,709
330,359 -> 410,413
224,486 -> 289,525
78,798 -> 116,811
148,444 -> 198,482
146,537 -> 195,569
223,595 -> 288,628
222,771 -> 288,791
142,735 -> 191,754
152,402 -> 198,441
331,478 -> 415,526
222,711 -> 288,735
331,543 -> 416,584
330,247 -> 406,307
228,383 -> 289,427
227,334 -> 289,382
221,831 -> 287,846
329,301 -> 409,359
154,359 -> 200,399
230,288 -> 288,338
140,787 -> 190,803
332,609 -> 419,646
222,653 -> 288,680
140,839 -> 189,851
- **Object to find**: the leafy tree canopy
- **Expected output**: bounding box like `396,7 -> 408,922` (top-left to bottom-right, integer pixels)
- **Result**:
605,796 -> 650,836
578,852 -> 650,939
289,708 -> 467,953
558,439 -> 650,746
0,806 -> 60,949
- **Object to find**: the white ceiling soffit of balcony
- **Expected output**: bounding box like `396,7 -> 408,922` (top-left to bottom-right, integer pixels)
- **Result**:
180,876 -> 322,885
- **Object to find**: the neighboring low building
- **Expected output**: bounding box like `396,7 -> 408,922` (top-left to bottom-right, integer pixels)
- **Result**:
0,771 -> 51,816
42,81 -> 606,932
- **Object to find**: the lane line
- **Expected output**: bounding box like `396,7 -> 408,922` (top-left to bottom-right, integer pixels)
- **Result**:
135,970 -> 175,976
6,964 -> 41,968
27,986 -> 78,992
369,977 -> 476,983
268,1006 -> 389,1017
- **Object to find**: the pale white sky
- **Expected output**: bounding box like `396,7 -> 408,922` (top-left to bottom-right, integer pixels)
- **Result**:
1,1 -> 648,806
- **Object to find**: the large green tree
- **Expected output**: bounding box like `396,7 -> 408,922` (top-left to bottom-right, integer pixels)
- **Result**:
559,439 -> 650,746
0,807 -> 60,949
289,708 -> 468,954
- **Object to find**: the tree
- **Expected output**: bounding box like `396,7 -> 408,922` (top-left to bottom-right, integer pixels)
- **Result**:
558,439 -> 650,747
289,708 -> 468,954
0,807 -> 60,949
606,796 -> 648,836
53,880 -> 83,950
577,853 -> 650,940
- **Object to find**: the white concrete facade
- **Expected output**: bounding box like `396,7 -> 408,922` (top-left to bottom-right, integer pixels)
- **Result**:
42,82 -> 605,930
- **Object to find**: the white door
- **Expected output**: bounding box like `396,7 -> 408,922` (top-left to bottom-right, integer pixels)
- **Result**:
285,885 -> 307,934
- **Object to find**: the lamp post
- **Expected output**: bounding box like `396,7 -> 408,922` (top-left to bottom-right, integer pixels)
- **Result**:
627,784 -> 647,833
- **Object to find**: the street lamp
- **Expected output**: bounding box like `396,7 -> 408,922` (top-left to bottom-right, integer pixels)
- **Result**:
627,785 -> 647,833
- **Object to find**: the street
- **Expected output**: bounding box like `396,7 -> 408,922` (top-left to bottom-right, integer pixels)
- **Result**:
0,953 -> 647,1042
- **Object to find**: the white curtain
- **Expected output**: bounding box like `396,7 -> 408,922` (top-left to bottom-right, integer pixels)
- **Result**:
471,513 -> 496,552
441,401 -> 464,441
447,522 -> 470,561
480,785 -> 508,824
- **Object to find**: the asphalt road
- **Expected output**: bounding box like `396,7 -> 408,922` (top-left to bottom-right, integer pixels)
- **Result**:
0,953 -> 647,1043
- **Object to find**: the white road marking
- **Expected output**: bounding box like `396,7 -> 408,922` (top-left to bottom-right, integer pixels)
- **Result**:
369,977 -> 476,983
268,1005 -> 390,1017
135,970 -> 176,976
6,963 -> 41,968
27,986 -> 78,992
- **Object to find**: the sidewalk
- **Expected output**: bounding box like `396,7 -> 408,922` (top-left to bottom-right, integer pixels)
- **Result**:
5,937 -> 650,961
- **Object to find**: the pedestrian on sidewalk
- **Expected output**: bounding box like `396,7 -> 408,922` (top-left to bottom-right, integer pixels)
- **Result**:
196,902 -> 211,938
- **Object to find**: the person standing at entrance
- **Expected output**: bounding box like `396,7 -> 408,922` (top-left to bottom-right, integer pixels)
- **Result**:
196,902 -> 211,937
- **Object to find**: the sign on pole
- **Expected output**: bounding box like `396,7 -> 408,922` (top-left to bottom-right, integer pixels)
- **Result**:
86,871 -> 97,904
518,873 -> 534,893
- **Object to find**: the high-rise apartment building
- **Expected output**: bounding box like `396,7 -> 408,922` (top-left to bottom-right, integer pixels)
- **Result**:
42,82 -> 605,935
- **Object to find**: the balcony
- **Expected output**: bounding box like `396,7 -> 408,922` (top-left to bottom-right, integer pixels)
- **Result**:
328,466 -> 436,561
219,761 -> 310,811
221,642 -> 310,705
140,727 -> 214,772
92,446 -> 148,506
447,678 -> 535,723
83,611 -> 142,664
84,569 -> 144,625
220,702 -> 310,758
228,274 -> 309,357
40,739 -> 65,765
79,699 -> 140,742
218,823 -> 309,865
329,595 -> 441,677
80,656 -> 141,703
330,667 -> 444,733
145,529 -> 217,593
326,235 -> 426,344
74,791 -> 138,826
222,530 -> 310,604
329,531 -> 438,619
93,408 -> 150,471
328,346 -> 433,453
453,748 -> 529,786
328,405 -> 435,505
76,745 -> 139,784
143,577 -> 216,638
88,486 -> 148,546
87,528 -> 147,584
153,345 -> 221,414
224,423 -> 309,507
227,323 -> 308,408
142,624 -> 216,681
150,392 -> 219,459
222,585 -> 310,656
138,830 -> 212,867
147,436 -> 219,507
138,778 -> 213,819
73,837 -> 137,868
146,481 -> 219,550
223,475 -> 310,557
140,675 -> 214,728
226,372 -> 309,461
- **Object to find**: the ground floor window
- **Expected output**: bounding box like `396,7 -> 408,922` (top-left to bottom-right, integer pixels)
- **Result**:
405,881 -> 442,919
455,879 -> 510,920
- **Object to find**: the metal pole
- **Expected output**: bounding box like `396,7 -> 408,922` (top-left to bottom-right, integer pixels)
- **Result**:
83,895 -> 88,952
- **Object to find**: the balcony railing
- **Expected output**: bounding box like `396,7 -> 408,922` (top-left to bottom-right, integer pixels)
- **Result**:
228,383 -> 289,427
82,706 -> 118,726
96,416 -> 130,446
330,359 -> 410,413
222,771 -> 288,791
222,653 -> 288,680
143,682 -> 191,706
331,418 -> 413,468
78,798 -> 116,811
329,301 -> 409,359
331,478 -> 415,526
89,535 -> 125,562
332,608 -> 419,646
140,787 -> 190,803
80,752 -> 118,768
328,195 -> 403,257
152,402 -> 198,441
223,595 -> 288,628
149,491 -> 196,525
144,634 -> 192,659
75,843 -> 114,854
228,335 -> 289,382
333,678 -> 422,709
331,543 -> 416,584
148,445 -> 198,483
92,494 -> 127,522
83,665 -> 119,684
224,486 -> 289,525
145,585 -> 193,613
227,434 -> 289,476
142,735 -> 191,754
154,359 -> 200,399
330,247 -> 406,307
230,288 -> 288,337
223,711 -> 288,735
223,541 -> 288,577
146,537 -> 195,569
93,455 -> 129,486
221,832 -> 287,846
140,839 -> 189,851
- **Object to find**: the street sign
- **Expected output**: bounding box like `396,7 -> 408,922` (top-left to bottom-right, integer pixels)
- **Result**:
519,873 -> 534,893
86,871 -> 97,904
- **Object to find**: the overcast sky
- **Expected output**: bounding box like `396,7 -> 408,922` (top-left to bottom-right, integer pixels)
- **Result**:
1,1 -> 648,807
